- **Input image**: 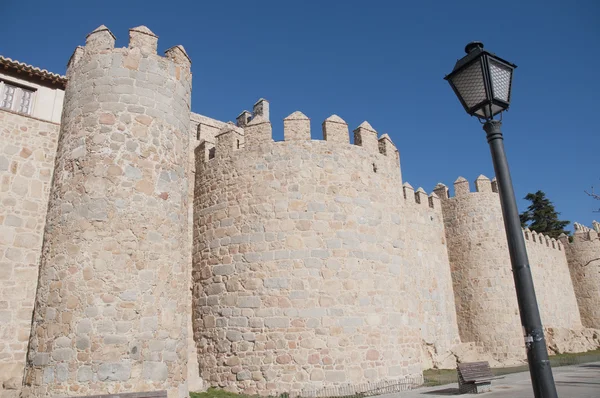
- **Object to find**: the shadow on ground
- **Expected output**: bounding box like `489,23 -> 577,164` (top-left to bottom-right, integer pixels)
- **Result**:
422,388 -> 459,395
580,364 -> 600,368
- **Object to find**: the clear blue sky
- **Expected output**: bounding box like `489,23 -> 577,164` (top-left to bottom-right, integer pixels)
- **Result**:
1,1 -> 598,229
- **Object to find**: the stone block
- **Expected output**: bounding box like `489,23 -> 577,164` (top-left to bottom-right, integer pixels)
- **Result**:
143,361 -> 168,382
77,366 -> 93,382
325,370 -> 346,382
264,317 -> 290,329
98,362 -> 131,381
237,296 -> 261,308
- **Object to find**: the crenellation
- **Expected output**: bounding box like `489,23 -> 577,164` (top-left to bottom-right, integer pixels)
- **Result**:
402,182 -> 414,200
474,174 -> 492,193
129,26 -> 159,55
415,187 -> 428,206
322,114 -> 349,144
573,221 -> 592,233
283,111 -> 311,141
353,121 -> 378,152
433,183 -> 449,199
428,192 -> 441,209
453,176 -> 470,197
253,98 -> 269,121
236,110 -> 252,128
85,25 -> 116,52
165,45 -> 192,68
244,115 -> 272,147
522,230 -> 562,251
377,133 -> 394,156
378,133 -> 401,172
491,177 -> 498,192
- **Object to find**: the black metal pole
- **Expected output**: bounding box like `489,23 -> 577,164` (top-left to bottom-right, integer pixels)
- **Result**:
483,120 -> 558,398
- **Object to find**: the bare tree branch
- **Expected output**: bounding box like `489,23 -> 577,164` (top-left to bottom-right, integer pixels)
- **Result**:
585,183 -> 600,212
583,257 -> 600,267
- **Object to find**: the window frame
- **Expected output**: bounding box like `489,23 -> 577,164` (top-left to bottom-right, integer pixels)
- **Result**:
0,79 -> 36,116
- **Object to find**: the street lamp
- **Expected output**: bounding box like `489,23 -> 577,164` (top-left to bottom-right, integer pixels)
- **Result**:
444,42 -> 558,398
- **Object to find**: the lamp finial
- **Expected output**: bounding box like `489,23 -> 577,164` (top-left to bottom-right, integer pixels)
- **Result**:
465,41 -> 484,53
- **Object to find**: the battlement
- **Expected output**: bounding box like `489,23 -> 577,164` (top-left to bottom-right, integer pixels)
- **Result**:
437,175 -> 566,252
402,182 -> 442,211
196,100 -> 400,165
68,25 -> 191,72
523,228 -> 563,251
2,25 -> 600,398
561,222 -> 600,243
433,175 -> 498,200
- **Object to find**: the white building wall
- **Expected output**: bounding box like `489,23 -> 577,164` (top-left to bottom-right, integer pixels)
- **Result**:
0,71 -> 64,123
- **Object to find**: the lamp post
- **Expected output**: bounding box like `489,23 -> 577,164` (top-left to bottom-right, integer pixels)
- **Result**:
444,42 -> 558,398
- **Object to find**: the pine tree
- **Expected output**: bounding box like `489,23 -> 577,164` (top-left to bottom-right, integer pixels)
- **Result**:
519,191 -> 570,238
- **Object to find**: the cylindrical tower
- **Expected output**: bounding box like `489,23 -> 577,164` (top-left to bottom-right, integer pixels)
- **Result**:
23,26 -> 192,397
437,176 -> 524,362
193,114 -> 426,395
561,225 -> 600,329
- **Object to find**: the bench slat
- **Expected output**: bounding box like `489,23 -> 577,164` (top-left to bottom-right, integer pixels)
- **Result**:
457,361 -> 493,383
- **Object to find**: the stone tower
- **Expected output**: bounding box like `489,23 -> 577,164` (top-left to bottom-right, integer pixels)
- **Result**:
561,224 -> 600,329
23,26 -> 192,397
436,176 -> 524,362
191,110 -> 451,396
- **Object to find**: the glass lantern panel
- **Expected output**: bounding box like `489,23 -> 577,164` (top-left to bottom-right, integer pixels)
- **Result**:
451,59 -> 487,108
491,103 -> 504,116
473,103 -> 505,119
474,106 -> 490,118
489,59 -> 512,102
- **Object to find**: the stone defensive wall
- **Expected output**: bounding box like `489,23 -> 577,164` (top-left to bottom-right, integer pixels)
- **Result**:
23,26 -> 192,397
192,108 -> 460,395
560,224 -> 600,329
187,113 -> 229,392
522,229 -> 581,330
436,176 -> 584,363
0,109 -> 60,387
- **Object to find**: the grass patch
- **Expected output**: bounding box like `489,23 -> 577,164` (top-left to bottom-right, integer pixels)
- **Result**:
423,349 -> 600,387
190,388 -> 253,398
548,349 -> 600,364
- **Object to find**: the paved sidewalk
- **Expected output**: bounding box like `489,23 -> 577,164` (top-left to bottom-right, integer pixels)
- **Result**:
380,362 -> 600,398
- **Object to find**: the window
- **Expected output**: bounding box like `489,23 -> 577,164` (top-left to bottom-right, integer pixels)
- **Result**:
0,81 -> 34,115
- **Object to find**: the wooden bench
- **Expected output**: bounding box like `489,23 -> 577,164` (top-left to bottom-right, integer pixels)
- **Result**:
457,361 -> 494,394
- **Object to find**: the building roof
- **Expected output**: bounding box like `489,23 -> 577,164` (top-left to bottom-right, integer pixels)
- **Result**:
0,55 -> 67,89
